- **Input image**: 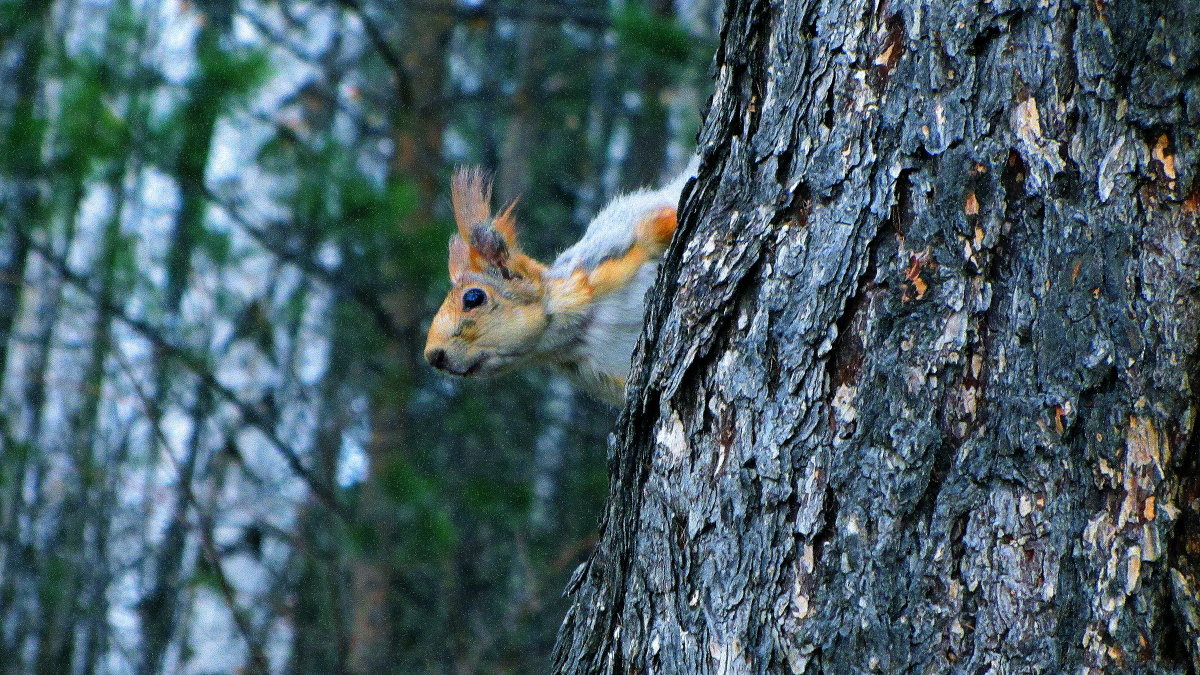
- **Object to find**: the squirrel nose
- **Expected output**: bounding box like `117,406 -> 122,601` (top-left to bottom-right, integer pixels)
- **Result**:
426,348 -> 447,370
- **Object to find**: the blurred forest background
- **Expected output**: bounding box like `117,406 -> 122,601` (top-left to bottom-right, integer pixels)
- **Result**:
0,0 -> 715,672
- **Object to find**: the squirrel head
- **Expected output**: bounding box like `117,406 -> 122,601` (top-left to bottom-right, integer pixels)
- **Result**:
424,167 -> 549,378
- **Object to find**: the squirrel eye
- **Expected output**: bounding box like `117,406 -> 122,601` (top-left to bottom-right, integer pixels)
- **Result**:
462,288 -> 487,310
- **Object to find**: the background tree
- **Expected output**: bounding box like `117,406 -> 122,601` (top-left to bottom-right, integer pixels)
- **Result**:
0,0 -> 715,672
554,0 -> 1200,671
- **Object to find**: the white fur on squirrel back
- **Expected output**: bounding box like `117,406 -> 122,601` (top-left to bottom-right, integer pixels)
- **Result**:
544,163 -> 695,402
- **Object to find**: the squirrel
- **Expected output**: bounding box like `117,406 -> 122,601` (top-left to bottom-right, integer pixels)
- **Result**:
424,162 -> 695,405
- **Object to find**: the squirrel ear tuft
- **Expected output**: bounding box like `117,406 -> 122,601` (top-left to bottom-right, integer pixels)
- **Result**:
451,166 -> 493,243
448,234 -> 470,279
492,197 -> 520,244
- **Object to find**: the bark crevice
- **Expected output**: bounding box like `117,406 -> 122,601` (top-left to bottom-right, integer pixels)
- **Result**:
552,0 -> 1200,671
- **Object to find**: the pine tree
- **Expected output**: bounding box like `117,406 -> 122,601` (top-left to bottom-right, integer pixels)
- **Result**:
554,0 -> 1200,671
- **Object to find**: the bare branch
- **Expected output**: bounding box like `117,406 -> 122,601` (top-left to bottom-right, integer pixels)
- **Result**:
199,181 -> 405,341
110,346 -> 268,669
22,231 -> 349,519
336,0 -> 414,107
407,0 -> 610,29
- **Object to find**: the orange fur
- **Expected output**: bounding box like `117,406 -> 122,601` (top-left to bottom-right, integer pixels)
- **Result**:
507,251 -> 547,284
638,207 -> 677,254
428,162 -> 691,404
492,198 -> 520,243
584,208 -> 675,297
588,244 -> 651,297
546,269 -> 594,316
449,167 -> 540,280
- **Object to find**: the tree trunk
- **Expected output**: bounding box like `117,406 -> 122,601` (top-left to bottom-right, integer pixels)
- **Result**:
139,5 -> 232,666
0,0 -> 47,385
349,0 -> 456,671
621,0 -> 673,189
0,3 -> 48,663
553,0 -> 1200,672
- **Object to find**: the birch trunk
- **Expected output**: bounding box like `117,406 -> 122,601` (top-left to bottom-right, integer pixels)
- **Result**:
553,0 -> 1200,671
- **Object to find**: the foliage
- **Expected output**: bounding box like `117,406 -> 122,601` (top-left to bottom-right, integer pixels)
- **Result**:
613,3 -> 700,67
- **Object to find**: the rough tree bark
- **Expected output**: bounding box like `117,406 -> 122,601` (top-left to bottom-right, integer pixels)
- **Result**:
554,0 -> 1200,672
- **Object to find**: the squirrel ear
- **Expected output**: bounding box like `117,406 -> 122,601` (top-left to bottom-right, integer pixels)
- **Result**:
448,234 -> 470,279
469,223 -> 512,275
450,166 -> 535,280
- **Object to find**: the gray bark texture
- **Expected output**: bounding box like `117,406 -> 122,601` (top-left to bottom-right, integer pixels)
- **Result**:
552,0 -> 1200,672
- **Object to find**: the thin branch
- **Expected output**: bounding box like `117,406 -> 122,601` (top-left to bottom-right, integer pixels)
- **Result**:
22,231 -> 349,519
196,513 -> 270,672
336,0 -> 414,107
407,0 -> 611,29
110,345 -> 267,670
199,182 -> 405,341
333,0 -> 609,105
238,7 -> 326,64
